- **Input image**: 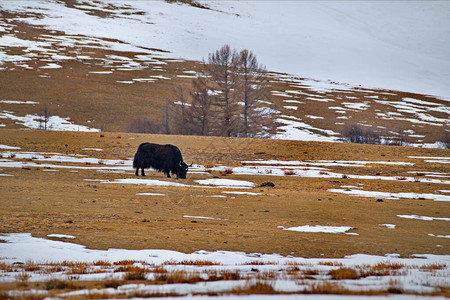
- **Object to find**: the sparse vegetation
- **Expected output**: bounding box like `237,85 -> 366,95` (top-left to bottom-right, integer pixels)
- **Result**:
0,258 -> 448,297
343,124 -> 409,146
343,124 -> 381,144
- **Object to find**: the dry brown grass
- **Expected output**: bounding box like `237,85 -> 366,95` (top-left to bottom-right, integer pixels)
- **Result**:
165,259 -> 220,266
113,260 -> 140,266
64,262 -> 90,275
114,265 -> 148,274
155,270 -> 204,284
0,129 -> 449,260
230,282 -> 277,295
319,261 -> 344,267
123,270 -> 147,281
244,261 -> 278,265
329,267 -> 360,280
93,260 -> 112,267
360,263 -> 405,277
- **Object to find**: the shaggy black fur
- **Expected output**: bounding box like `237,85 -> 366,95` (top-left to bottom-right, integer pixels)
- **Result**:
133,143 -> 188,178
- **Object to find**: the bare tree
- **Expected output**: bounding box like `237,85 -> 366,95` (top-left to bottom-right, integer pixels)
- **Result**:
39,103 -> 51,130
203,44 -> 240,137
169,86 -> 191,135
162,45 -> 277,138
188,77 -> 214,136
163,100 -> 171,134
236,49 -> 274,137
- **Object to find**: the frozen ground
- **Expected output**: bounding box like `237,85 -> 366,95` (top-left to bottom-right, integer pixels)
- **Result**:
1,1 -> 449,98
0,233 -> 449,298
0,143 -> 449,297
0,110 -> 100,132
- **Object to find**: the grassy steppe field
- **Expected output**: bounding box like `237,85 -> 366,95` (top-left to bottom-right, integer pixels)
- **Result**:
1,129 -> 449,258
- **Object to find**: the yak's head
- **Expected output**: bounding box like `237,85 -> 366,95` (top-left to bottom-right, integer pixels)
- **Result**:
176,161 -> 189,179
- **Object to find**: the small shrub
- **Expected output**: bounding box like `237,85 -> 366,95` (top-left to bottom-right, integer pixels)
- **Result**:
24,261 -> 40,272
224,168 -> 233,175
45,279 -> 74,290
15,271 -> 30,286
343,124 -> 380,144
284,169 -> 295,176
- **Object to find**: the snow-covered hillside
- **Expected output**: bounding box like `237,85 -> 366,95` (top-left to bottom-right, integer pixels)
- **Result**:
1,0 -> 450,98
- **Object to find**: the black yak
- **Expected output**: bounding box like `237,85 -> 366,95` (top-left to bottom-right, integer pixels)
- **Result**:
133,143 -> 188,179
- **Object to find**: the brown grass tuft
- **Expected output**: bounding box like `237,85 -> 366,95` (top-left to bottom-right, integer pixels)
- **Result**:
420,264 -> 447,271
155,270 -> 204,284
123,270 -> 147,281
93,260 -> 112,267
231,282 -> 276,295
329,267 -> 360,280
15,271 -> 30,287
360,262 -> 405,277
113,260 -> 139,266
114,265 -> 148,274
320,261 -> 344,267
218,270 -> 241,281
179,260 -> 220,266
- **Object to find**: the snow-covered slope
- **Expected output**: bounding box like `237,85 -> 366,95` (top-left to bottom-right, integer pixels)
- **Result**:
2,0 -> 449,98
